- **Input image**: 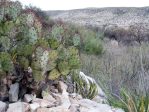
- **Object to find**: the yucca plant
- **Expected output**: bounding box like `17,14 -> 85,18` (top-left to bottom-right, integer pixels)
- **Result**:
108,89 -> 149,112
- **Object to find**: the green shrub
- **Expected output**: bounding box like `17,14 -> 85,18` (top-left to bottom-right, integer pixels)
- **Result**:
83,37 -> 103,55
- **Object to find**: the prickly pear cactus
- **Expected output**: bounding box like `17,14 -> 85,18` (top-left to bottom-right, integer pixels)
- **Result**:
31,47 -> 49,81
58,60 -> 70,76
0,7 -> 4,22
51,25 -> 64,42
0,0 -> 82,85
4,1 -> 22,20
17,56 -> 29,70
48,69 -> 61,80
73,34 -> 81,47
0,52 -> 13,73
0,36 -> 11,52
48,38 -> 59,49
47,50 -> 58,71
28,27 -> 38,44
26,13 -> 34,27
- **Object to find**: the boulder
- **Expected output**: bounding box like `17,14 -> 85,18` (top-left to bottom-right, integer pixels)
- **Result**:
47,106 -> 70,112
32,98 -> 55,108
61,91 -> 71,109
7,102 -> 26,112
30,103 -> 40,112
79,99 -> 113,112
24,94 -> 34,103
51,91 -> 71,110
69,104 -> 80,112
37,107 -> 70,112
0,101 -> 7,112
58,81 -> 68,93
9,83 -> 19,102
41,91 -> 56,103
36,108 -> 49,112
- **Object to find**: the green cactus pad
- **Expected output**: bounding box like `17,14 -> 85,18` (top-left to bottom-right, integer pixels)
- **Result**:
58,60 -> 70,76
33,70 -> 44,82
48,69 -> 61,80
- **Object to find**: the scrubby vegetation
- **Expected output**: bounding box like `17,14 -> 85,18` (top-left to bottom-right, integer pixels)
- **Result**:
1,0 -> 149,111
0,0 -> 103,100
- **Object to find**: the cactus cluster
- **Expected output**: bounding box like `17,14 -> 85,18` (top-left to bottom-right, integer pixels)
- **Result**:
0,0 -> 81,84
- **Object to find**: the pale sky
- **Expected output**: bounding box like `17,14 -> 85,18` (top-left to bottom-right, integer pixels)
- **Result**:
12,0 -> 149,10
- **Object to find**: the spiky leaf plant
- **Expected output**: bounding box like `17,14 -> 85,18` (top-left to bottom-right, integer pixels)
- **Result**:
72,70 -> 99,99
108,89 -> 149,112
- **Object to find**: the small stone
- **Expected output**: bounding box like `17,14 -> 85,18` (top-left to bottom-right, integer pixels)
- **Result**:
42,91 -> 56,103
9,83 -> 19,102
30,103 -> 40,112
58,81 -> 68,93
92,95 -> 106,103
69,93 -> 82,100
24,94 -> 34,103
0,101 -> 7,112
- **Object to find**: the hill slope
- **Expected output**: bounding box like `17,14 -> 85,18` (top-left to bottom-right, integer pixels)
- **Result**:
47,7 -> 149,27
47,7 -> 149,42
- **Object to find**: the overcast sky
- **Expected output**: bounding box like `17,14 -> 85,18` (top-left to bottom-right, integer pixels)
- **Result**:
12,0 -> 149,10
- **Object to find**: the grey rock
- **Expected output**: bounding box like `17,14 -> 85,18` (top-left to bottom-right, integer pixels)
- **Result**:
58,81 -> 68,93
33,98 -> 55,108
41,91 -> 56,103
30,103 -> 40,112
0,101 -> 7,112
24,94 -> 34,103
9,83 -> 19,102
79,99 -> 112,112
7,102 -> 26,112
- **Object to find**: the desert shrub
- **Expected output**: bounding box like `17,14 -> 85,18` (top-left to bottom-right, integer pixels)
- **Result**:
83,37 -> 103,55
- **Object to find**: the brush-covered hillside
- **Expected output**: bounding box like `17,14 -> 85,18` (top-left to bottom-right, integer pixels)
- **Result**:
47,7 -> 149,43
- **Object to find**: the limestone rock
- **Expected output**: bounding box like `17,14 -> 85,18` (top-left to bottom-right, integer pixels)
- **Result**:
69,104 -> 80,112
69,93 -> 82,100
42,91 -> 56,103
79,99 -> 112,112
30,103 -> 40,112
36,108 -> 49,112
47,106 -> 70,112
7,102 -> 26,112
33,98 -> 55,108
58,81 -> 68,93
0,101 -> 7,112
24,94 -> 34,103
61,91 -> 71,109
9,83 -> 19,102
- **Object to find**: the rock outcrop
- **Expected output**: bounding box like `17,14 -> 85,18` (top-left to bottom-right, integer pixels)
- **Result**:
0,72 -> 124,112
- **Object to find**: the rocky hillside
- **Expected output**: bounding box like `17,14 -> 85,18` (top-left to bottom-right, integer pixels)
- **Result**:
47,7 -> 149,27
47,7 -> 149,43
